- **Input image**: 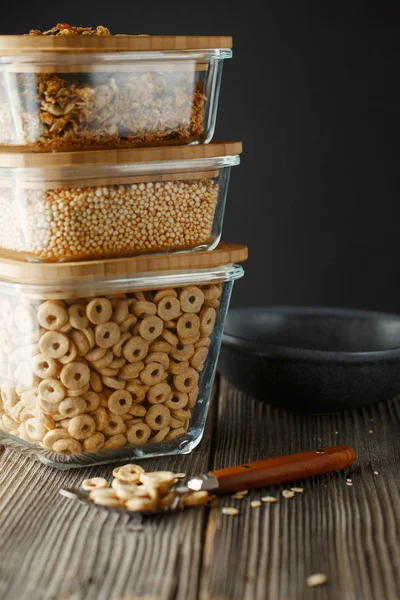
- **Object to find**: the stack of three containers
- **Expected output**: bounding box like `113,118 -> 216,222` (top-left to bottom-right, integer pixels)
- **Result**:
0,30 -> 247,467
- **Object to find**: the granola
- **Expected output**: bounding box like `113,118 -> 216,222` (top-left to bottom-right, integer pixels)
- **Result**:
28,23 -> 112,36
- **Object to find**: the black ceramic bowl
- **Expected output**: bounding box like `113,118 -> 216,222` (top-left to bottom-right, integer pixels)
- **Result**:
219,307 -> 400,412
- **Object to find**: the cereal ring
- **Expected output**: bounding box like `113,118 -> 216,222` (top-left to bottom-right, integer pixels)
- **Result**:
119,316 -> 138,334
59,322 -> 72,335
32,354 -> 59,379
68,384 -> 90,397
86,298 -> 112,325
14,305 -> 36,334
39,331 -> 69,359
59,396 -> 86,418
1,382 -> 18,407
147,382 -> 171,405
201,284 -> 222,300
150,426 -> 170,443
82,327 -> 95,349
103,415 -> 126,436
145,404 -> 170,431
123,336 -> 149,363
129,404 -> 147,417
91,350 -> 113,370
188,386 -> 199,409
112,480 -> 139,500
161,329 -> 179,346
89,489 -> 121,506
95,322 -> 120,349
200,307 -> 216,336
111,298 -> 129,324
172,408 -> 191,421
195,337 -> 211,349
179,287 -> 205,314
24,417 -> 47,441
126,497 -> 157,512
112,332 -> 131,357
108,390 -> 132,415
165,392 -> 188,410
140,471 -> 175,493
113,463 -> 144,484
53,438 -> 82,454
38,398 -> 60,415
98,367 -> 119,377
173,368 -> 199,393
83,433 -> 105,453
177,314 -> 200,340
144,352 -> 169,370
70,330 -> 91,357
140,363 -> 165,386
68,414 -> 96,440
103,434 -> 127,450
162,320 -> 177,329
132,291 -> 145,302
157,296 -> 182,321
42,428 -> 69,449
98,393 -> 109,407
82,477 -> 108,491
153,289 -> 178,303
127,422 -> 151,445
182,491 -> 209,507
2,414 -> 17,431
119,362 -> 144,381
149,340 -> 171,354
102,376 -> 125,390
92,406 -> 108,431
68,304 -> 89,330
132,301 -> 157,318
138,315 -> 164,341
190,347 -> 209,371
60,362 -> 90,390
170,343 -> 195,362
83,391 -> 100,412
58,340 -> 78,364
169,359 -> 189,375
89,370 -> 103,393
37,301 -> 68,331
85,346 -> 107,362
38,379 -> 65,403
109,357 -> 126,370
181,331 -> 201,345
60,419 -> 72,430
165,427 -> 186,441
170,416 -> 184,428
204,298 -> 220,308
20,388 -> 39,408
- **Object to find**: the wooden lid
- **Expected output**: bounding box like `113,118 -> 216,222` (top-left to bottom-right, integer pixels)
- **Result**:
0,35 -> 233,54
0,243 -> 248,284
0,142 -> 242,168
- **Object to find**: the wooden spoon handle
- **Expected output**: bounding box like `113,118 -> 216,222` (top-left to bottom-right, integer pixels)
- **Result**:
210,445 -> 356,494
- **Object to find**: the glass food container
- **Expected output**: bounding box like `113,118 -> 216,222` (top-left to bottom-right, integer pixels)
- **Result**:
0,142 -> 241,262
0,35 -> 232,150
0,243 -> 247,468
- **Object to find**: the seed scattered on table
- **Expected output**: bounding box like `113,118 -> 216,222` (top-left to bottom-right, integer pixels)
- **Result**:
250,500 -> 261,508
221,507 -> 239,516
368,429 -> 374,434
231,493 -> 245,500
306,573 -> 328,587
282,490 -> 295,499
261,496 -> 277,503
374,470 -> 379,475
290,487 -> 303,493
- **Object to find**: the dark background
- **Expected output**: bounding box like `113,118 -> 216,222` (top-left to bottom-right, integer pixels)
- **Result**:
2,2 -> 399,311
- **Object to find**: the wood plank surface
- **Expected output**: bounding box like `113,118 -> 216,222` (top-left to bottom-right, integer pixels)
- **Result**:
0,378 -> 399,600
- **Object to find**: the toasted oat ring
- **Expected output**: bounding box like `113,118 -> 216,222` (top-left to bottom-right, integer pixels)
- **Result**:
112,480 -> 139,500
108,390 -> 132,416
37,301 -> 68,331
59,396 -> 86,418
188,386 -> 199,409
195,337 -> 211,349
157,296 -> 182,320
85,346 -> 107,362
98,367 -> 119,377
201,284 -> 222,300
92,407 -> 108,431
83,391 -> 100,412
172,408 -> 191,421
129,404 -> 146,418
125,497 -> 157,512
162,320 -> 176,329
147,382 -> 171,405
68,304 -> 89,330
15,304 -> 36,334
204,298 -> 220,308
161,329 -> 179,346
119,316 -> 138,334
170,342 -> 195,362
177,314 -> 200,340
111,298 -> 129,324
68,384 -> 90,397
153,288 -> 178,303
145,404 -> 170,431
200,307 -> 216,336
138,315 -> 164,342
53,438 -> 82,455
102,376 -> 125,390
181,331 -> 201,345
179,287 -> 205,314
1,382 -> 18,407
113,463 -> 144,484
170,416 -> 184,428
124,382 -> 146,404
91,350 -> 113,370
82,327 -> 95,349
60,362 -> 90,391
25,417 -> 47,441
140,362 -> 165,386
83,433 -> 105,453
89,370 -> 103,393
190,347 -> 209,371
38,378 -> 65,403
165,391 -> 188,410
42,428 -> 70,449
119,362 -> 144,381
103,415 -> 126,437
58,340 -> 78,365
70,330 -> 91,357
150,426 -> 170,443
140,471 -> 175,495
123,336 -> 149,363
86,298 -> 112,325
103,434 -> 127,450
109,357 -> 126,370
82,476 -> 108,491
68,414 -> 96,440
95,322 -> 120,349
144,352 -> 169,370
112,332 -> 131,357
39,331 -> 69,359
165,427 -> 186,441
174,368 -> 199,393
126,422 -> 151,445
32,353 -> 59,379
149,340 -> 171,354
20,388 -> 39,408
132,301 -> 157,318
38,398 -> 60,415
169,358 -> 189,375
89,489 -> 121,506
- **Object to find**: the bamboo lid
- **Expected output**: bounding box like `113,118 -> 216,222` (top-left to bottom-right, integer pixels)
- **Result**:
0,35 -> 233,55
0,142 -> 242,168
0,243 -> 248,284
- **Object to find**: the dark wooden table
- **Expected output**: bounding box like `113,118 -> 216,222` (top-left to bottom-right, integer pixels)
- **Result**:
0,378 -> 399,600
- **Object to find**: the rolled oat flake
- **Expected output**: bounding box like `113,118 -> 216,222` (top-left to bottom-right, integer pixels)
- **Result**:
306,573 -> 328,587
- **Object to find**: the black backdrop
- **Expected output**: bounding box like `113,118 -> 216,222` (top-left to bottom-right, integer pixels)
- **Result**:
2,2 -> 399,311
